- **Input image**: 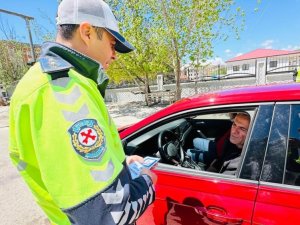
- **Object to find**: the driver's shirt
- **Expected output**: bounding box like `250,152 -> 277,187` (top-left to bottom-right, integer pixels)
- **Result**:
207,139 -> 241,174
9,42 -> 155,225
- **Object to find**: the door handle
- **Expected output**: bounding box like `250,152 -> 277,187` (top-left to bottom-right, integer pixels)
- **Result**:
196,205 -> 243,224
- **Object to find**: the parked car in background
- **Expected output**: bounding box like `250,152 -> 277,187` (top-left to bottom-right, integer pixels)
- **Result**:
119,82 -> 300,225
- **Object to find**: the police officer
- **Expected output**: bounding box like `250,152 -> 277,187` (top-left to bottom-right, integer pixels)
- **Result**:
295,68 -> 300,82
9,0 -> 157,224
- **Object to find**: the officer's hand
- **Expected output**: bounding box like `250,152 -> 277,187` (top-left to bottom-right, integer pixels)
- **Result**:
126,155 -> 144,165
141,168 -> 157,185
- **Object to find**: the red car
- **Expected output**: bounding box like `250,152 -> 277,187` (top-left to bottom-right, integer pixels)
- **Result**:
120,82 -> 300,225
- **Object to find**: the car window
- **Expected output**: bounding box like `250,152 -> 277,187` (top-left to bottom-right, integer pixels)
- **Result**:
240,105 -> 274,181
127,119 -> 186,148
284,105 -> 300,186
193,113 -> 231,120
260,104 -> 290,184
125,107 -> 257,176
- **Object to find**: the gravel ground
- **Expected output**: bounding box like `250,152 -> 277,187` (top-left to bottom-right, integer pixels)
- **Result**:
0,102 -> 165,225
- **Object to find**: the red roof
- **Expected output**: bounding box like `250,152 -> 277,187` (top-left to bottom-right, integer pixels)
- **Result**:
226,48 -> 300,62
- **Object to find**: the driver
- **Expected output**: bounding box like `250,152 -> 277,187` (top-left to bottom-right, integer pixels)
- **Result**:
187,112 -> 250,175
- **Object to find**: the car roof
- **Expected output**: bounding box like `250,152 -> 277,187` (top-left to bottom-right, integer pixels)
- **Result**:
120,82 -> 300,138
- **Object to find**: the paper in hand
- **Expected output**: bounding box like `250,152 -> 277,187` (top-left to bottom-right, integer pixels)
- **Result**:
128,156 -> 159,179
142,156 -> 160,169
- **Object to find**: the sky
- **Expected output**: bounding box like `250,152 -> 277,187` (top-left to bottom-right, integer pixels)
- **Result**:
1,0 -> 300,63
213,0 -> 300,63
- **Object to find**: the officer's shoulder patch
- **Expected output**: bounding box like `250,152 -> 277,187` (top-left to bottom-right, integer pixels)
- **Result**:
68,119 -> 106,160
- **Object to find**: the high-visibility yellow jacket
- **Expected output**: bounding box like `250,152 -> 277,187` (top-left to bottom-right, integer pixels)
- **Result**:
9,42 -> 155,225
295,69 -> 300,82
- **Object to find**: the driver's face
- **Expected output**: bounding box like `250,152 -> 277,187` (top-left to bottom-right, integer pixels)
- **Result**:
229,114 -> 249,149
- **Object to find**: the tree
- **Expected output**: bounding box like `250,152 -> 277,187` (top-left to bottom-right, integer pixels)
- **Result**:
0,10 -> 56,90
107,0 -> 248,100
0,16 -> 30,87
147,0 -> 248,99
0,41 -> 29,85
31,9 -> 56,43
107,0 -> 173,105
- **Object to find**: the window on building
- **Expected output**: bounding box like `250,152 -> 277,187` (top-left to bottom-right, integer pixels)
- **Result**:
269,61 -> 278,68
233,66 -> 240,71
242,64 -> 249,71
289,57 -> 297,66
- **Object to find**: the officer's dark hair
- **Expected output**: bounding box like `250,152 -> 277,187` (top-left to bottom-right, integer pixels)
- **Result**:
58,24 -> 79,40
58,24 -> 104,40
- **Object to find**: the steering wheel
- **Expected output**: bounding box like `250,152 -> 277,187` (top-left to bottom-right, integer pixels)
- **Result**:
158,130 -> 184,165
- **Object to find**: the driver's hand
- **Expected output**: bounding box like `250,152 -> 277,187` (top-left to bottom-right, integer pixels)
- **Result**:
126,155 -> 144,165
141,168 -> 157,185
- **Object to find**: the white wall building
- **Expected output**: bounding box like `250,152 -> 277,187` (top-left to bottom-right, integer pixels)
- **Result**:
181,58 -> 226,81
181,49 -> 300,83
226,49 -> 300,83
180,63 -> 197,80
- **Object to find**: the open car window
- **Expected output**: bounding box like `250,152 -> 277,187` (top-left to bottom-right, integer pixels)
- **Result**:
126,119 -> 187,152
124,106 -> 258,177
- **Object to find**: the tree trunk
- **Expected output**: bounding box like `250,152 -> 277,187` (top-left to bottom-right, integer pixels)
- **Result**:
175,58 -> 181,100
133,78 -> 144,93
144,74 -> 151,106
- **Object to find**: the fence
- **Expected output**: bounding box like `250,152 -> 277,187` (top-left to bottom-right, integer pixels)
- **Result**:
3,66 -> 295,106
105,70 -> 294,105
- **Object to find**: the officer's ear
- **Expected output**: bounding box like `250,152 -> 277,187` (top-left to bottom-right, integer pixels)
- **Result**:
78,22 -> 93,46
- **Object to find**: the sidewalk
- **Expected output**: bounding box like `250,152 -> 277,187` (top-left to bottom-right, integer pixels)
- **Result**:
107,101 -> 166,127
0,106 -> 9,128
0,102 -> 165,225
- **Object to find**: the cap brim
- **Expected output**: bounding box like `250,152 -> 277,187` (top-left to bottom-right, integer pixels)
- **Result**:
106,28 -> 135,53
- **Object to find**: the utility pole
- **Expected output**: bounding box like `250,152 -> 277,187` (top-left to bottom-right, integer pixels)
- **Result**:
0,9 -> 36,63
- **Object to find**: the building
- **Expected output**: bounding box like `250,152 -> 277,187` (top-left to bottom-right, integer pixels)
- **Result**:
181,59 -> 226,81
226,49 -> 300,83
0,40 -> 41,64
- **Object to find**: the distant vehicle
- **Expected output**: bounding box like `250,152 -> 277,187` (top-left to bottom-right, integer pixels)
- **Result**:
222,73 -> 255,79
211,74 -> 220,80
120,82 -> 300,225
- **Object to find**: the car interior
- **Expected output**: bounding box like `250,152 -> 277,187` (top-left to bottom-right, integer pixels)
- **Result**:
123,107 -> 257,173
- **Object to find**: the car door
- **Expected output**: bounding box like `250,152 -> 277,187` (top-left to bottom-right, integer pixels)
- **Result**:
136,105 -> 273,225
252,103 -> 300,225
